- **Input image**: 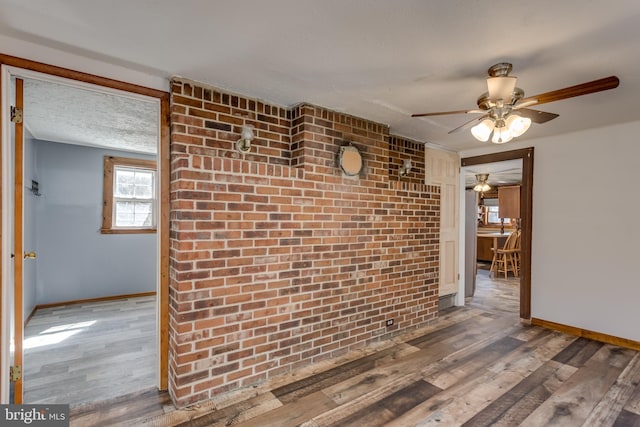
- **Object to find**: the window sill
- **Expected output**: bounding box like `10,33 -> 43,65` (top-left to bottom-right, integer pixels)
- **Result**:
101,228 -> 157,235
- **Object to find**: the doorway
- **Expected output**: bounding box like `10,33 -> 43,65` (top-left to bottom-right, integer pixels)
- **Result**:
463,159 -> 522,316
460,148 -> 533,320
0,56 -> 170,405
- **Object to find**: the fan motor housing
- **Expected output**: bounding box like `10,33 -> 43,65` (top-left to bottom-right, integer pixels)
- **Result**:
487,62 -> 513,77
477,87 -> 524,110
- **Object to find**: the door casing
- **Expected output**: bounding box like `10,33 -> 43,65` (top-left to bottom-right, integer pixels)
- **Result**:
460,147 -> 534,320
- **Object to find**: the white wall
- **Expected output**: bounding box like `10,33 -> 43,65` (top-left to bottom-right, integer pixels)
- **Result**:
0,34 -> 168,92
34,140 -> 157,304
460,120 -> 640,342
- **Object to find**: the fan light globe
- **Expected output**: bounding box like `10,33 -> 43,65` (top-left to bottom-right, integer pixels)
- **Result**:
492,125 -> 513,144
471,119 -> 495,142
506,114 -> 531,137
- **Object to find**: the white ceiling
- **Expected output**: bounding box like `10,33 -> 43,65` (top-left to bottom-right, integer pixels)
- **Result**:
2,0 -> 640,152
463,159 -> 522,188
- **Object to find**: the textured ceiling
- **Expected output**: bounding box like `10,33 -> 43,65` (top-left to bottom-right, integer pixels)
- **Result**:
2,0 -> 639,152
23,78 -> 158,154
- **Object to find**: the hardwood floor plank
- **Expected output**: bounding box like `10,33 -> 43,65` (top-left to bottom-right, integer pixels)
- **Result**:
324,315 -> 519,405
552,336 -> 604,367
70,389 -> 171,427
624,373 -> 640,416
424,335 -> 529,390
461,360 -> 576,427
271,349 -> 387,404
406,313 -> 494,348
584,353 -> 640,426
468,268 -> 519,315
302,318 -> 523,426
510,325 -> 545,342
386,331 -> 576,426
212,391 -> 332,427
140,394 -> 279,427
332,380 -> 441,427
271,313 -> 499,405
520,345 -> 636,426
613,409 -> 640,427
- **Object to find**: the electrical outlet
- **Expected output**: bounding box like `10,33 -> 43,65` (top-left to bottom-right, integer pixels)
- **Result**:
385,319 -> 394,327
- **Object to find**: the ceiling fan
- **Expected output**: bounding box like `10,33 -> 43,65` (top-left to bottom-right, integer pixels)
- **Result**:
411,63 -> 619,143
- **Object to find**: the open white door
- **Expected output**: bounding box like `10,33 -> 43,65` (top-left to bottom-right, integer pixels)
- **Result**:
424,147 -> 459,297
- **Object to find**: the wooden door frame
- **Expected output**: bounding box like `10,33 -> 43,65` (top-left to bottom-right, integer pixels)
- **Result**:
461,147 -> 533,320
0,54 -> 170,401
12,78 -> 25,402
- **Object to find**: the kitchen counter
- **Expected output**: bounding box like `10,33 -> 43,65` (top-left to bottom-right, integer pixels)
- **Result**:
476,232 -> 511,262
477,231 -> 510,237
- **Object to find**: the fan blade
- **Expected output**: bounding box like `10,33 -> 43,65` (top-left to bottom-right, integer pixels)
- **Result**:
448,114 -> 489,134
514,108 -> 559,124
513,99 -> 539,109
518,76 -> 619,107
411,109 -> 484,118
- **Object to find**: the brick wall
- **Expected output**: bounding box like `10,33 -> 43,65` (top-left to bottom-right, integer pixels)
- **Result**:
169,78 -> 440,407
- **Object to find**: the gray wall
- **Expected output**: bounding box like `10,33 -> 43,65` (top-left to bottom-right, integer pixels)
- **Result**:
34,140 -> 157,305
23,131 -> 38,321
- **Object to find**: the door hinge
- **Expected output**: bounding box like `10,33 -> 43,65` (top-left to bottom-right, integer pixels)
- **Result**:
10,365 -> 21,382
10,106 -> 23,123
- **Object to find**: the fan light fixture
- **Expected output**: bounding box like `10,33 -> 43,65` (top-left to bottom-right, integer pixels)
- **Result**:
471,114 -> 531,144
411,63 -> 620,145
473,173 -> 491,192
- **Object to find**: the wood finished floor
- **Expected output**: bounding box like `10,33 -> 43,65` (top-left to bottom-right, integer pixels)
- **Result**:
69,273 -> 640,426
24,296 -> 157,406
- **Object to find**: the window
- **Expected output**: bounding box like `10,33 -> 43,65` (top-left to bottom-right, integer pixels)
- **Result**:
487,206 -> 510,225
102,156 -> 157,234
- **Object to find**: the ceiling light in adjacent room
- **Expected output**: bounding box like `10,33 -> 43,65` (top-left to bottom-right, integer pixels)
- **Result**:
473,173 -> 491,192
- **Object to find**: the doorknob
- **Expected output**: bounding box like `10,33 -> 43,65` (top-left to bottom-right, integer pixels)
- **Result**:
24,251 -> 36,259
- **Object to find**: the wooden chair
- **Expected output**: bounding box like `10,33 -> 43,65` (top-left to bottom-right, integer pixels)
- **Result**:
512,231 -> 522,275
489,230 -> 521,278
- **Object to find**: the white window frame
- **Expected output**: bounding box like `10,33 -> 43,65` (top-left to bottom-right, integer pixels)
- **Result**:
487,205 -> 511,225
